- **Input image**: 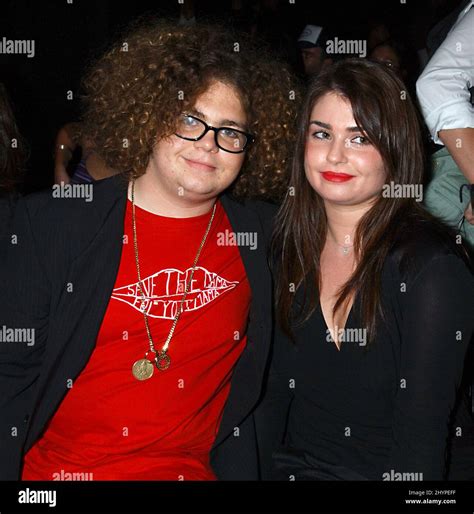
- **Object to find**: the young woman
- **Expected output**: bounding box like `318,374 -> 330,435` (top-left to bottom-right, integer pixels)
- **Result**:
256,59 -> 474,481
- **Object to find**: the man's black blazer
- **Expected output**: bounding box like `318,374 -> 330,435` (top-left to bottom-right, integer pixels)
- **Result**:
0,175 -> 276,480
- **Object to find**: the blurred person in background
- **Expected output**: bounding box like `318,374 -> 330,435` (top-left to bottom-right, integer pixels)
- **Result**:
0,82 -> 27,236
417,0 -> 474,249
297,24 -> 333,78
53,122 -> 116,185
417,0 -> 474,480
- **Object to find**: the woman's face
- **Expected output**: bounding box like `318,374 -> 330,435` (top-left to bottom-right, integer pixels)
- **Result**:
304,92 -> 386,208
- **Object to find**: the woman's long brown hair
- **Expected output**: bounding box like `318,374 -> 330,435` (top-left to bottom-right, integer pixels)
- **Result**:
0,83 -> 26,194
272,58 -> 453,344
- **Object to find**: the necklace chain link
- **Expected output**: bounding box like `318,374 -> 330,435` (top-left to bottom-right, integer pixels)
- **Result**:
130,180 -> 216,377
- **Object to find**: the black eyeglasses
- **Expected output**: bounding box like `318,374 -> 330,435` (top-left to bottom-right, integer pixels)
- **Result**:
175,114 -> 255,154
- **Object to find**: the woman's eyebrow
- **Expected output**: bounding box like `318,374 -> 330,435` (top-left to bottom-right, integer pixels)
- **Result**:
309,120 -> 361,132
309,120 -> 331,129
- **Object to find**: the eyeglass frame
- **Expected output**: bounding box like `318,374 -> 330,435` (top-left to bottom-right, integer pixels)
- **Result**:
174,113 -> 256,154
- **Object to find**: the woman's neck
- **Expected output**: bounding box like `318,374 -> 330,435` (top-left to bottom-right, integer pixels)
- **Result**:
324,202 -> 369,247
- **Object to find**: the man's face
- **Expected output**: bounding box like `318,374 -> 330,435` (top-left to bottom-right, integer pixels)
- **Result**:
147,80 -> 247,204
301,47 -> 324,76
369,45 -> 402,77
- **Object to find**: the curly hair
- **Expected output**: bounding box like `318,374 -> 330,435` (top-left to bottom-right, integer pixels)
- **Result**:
79,18 -> 300,201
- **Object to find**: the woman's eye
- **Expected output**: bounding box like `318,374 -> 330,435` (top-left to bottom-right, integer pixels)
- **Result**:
311,130 -> 330,140
351,135 -> 370,145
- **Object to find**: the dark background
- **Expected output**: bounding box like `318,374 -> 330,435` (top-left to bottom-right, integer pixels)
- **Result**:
0,0 -> 464,191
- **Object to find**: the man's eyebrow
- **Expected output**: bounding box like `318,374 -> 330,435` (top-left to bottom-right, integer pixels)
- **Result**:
187,109 -> 246,129
309,120 -> 361,132
220,118 -> 246,129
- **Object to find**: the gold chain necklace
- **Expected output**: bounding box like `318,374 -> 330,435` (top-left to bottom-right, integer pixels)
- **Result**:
130,180 -> 216,380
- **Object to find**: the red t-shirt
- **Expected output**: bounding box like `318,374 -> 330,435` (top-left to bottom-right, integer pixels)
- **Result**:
22,199 -> 251,480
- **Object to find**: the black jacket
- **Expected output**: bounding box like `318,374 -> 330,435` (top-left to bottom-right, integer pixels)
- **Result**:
254,222 -> 474,480
0,175 -> 276,480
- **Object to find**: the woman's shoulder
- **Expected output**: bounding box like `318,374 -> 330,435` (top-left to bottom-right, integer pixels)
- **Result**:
388,213 -> 473,284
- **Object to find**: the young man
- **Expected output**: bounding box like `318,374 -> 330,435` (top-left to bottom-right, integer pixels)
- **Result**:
0,20 -> 298,480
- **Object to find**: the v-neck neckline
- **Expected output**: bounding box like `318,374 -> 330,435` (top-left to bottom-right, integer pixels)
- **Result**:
319,299 -> 356,353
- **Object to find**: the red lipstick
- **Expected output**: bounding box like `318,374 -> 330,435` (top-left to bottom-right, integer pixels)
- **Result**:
321,171 -> 354,183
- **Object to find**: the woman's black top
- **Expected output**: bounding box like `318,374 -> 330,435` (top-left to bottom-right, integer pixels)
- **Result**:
255,224 -> 474,481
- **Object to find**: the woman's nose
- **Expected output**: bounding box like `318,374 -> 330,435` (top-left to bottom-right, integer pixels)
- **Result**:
326,137 -> 348,165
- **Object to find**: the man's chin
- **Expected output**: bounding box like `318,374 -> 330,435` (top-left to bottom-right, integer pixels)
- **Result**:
178,185 -> 222,203
179,178 -> 234,202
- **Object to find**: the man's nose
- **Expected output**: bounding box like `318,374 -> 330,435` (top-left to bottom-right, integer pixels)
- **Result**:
194,129 -> 218,152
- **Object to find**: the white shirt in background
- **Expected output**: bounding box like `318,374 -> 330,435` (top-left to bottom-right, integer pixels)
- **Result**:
416,1 -> 474,145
